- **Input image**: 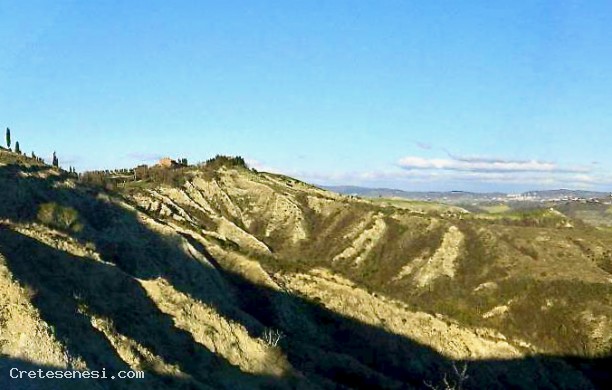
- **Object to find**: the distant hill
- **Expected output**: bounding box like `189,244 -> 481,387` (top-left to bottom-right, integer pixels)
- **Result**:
325,186 -> 508,202
325,185 -> 611,203
522,189 -> 611,199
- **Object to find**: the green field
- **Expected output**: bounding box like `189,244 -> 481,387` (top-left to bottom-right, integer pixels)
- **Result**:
368,197 -> 468,214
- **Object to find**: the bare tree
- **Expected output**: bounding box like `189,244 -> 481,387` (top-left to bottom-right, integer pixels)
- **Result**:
424,362 -> 469,390
261,328 -> 285,347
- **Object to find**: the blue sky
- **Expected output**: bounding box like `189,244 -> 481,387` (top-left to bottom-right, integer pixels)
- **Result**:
1,1 -> 612,192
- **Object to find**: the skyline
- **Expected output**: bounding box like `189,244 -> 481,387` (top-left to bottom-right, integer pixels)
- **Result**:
2,1 -> 612,192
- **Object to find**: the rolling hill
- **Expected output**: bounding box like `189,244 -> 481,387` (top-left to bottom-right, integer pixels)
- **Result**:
0,151 -> 610,389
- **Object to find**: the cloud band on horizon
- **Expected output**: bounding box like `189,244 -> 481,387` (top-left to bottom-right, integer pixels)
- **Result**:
397,155 -> 589,174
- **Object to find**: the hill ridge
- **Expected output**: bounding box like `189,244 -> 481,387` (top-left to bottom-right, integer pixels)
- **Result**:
0,156 -> 610,388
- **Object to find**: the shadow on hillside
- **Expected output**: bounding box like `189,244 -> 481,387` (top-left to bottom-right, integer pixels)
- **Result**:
0,227 -> 287,390
0,163 -> 610,389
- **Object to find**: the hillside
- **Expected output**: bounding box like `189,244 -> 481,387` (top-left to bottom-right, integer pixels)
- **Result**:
0,153 -> 610,389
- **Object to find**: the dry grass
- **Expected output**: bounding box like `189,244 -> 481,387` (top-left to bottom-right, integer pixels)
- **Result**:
0,156 -> 609,389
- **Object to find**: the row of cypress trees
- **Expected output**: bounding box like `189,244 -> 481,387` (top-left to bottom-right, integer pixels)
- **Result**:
5,127 -> 61,169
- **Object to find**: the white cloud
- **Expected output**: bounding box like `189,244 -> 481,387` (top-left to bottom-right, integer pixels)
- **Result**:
127,152 -> 164,163
397,156 -> 589,173
246,158 -> 284,174
244,155 -> 612,192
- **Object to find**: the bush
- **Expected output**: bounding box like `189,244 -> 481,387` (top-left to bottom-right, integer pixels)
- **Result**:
80,171 -> 112,188
81,165 -> 187,189
37,202 -> 84,233
200,155 -> 248,170
146,166 -> 187,187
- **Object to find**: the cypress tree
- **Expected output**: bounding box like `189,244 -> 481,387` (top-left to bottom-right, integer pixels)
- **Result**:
5,128 -> 10,149
15,141 -> 20,154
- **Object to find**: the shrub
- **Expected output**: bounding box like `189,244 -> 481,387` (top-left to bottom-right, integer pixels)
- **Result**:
80,171 -> 111,188
201,155 -> 248,170
37,202 -> 84,233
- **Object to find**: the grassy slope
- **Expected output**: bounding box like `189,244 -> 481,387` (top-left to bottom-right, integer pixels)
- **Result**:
138,164 -> 612,358
0,155 -> 610,389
